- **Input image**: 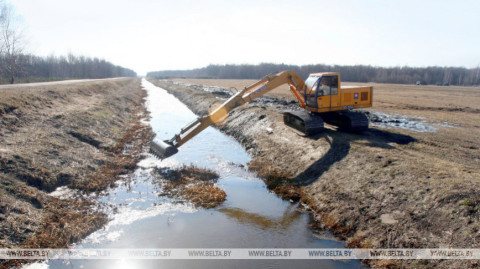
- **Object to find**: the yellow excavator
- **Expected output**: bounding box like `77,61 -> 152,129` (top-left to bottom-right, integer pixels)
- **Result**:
150,70 -> 373,159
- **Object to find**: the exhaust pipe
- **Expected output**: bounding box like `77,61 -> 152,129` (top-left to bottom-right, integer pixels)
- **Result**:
150,139 -> 178,159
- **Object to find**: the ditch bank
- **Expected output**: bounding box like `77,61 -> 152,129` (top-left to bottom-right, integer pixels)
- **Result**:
0,78 -> 153,268
148,79 -> 480,269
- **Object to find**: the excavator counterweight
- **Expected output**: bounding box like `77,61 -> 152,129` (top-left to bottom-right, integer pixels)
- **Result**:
150,71 -> 373,159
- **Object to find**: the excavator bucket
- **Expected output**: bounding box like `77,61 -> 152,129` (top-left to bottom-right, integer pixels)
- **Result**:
150,139 -> 178,159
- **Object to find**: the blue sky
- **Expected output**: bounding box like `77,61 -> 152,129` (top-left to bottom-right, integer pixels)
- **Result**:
9,0 -> 480,75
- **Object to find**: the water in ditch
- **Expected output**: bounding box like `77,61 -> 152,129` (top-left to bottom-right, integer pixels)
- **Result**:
41,79 -> 363,269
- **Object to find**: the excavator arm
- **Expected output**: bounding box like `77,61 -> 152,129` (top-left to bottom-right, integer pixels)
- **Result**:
150,71 -> 307,159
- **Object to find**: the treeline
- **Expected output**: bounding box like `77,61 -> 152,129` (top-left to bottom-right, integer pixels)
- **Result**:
147,63 -> 480,86
0,54 -> 137,83
1,2 -> 136,84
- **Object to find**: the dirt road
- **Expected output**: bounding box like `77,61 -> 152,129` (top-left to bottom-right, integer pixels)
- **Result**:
0,78 -> 152,267
0,77 -> 126,89
149,78 -> 480,269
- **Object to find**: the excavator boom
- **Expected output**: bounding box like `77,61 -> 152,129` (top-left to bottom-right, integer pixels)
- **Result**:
150,70 -> 372,159
150,71 -> 306,159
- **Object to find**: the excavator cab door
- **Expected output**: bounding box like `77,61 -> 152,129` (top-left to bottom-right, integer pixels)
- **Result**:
316,75 -> 339,109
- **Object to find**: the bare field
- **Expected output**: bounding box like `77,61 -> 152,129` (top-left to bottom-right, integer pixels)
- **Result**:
161,78 -> 480,268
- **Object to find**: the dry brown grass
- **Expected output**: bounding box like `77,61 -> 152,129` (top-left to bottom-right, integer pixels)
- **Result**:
71,122 -> 153,192
0,194 -> 108,268
24,199 -> 108,248
183,182 -> 227,209
0,78 -> 153,268
247,158 -> 306,202
154,165 -> 226,208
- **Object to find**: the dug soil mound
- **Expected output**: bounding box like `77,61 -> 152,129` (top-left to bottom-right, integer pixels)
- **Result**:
148,78 -> 480,269
0,78 -> 153,268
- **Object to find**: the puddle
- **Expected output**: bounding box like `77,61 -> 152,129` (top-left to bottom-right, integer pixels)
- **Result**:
32,79 -> 362,269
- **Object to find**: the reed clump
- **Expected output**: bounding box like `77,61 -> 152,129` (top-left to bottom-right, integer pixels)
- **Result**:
154,164 -> 226,208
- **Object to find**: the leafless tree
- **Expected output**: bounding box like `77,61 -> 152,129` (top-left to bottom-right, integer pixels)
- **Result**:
0,1 -> 25,84
0,0 -> 5,54
475,64 -> 480,86
0,2 -> 136,83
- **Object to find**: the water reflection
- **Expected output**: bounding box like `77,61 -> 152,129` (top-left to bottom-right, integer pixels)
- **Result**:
219,205 -> 301,230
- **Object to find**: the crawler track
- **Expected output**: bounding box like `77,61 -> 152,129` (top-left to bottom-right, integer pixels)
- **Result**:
283,111 -> 324,136
322,110 -> 369,132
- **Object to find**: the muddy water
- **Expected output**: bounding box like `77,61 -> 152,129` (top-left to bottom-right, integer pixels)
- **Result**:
42,79 -> 363,269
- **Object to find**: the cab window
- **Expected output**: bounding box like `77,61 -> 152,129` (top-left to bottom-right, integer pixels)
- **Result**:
317,76 -> 338,96
304,76 -> 319,95
331,76 -> 338,95
318,77 -> 330,96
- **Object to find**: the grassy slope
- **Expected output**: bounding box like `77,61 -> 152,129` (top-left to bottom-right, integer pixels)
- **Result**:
0,78 -> 152,267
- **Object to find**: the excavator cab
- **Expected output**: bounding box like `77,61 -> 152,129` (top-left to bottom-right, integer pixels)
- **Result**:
285,72 -> 369,135
303,73 -> 340,109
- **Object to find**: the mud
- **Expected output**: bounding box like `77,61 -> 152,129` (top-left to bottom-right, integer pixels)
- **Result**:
172,81 -> 301,111
365,111 -> 460,132
0,78 -> 153,268
148,79 -> 480,269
